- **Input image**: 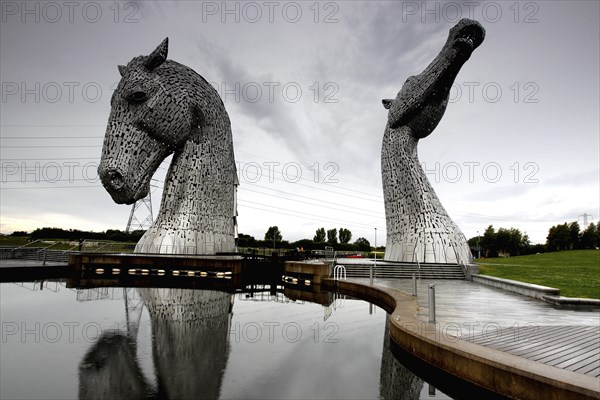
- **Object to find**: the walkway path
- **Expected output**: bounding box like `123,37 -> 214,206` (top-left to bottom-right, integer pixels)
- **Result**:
353,278 -> 600,378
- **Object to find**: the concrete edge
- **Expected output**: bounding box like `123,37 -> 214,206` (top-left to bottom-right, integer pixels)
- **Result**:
473,274 -> 559,294
542,295 -> 600,307
472,274 -> 600,308
322,278 -> 600,400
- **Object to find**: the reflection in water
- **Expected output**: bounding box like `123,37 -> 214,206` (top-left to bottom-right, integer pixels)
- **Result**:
78,287 -> 430,399
79,332 -> 150,399
380,318 -> 424,400
79,288 -> 233,400
140,288 -> 232,399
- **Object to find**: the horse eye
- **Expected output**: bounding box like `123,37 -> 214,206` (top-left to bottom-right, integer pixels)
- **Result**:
128,91 -> 148,104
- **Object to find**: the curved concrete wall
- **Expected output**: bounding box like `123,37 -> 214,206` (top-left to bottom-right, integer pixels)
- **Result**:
322,278 -> 599,400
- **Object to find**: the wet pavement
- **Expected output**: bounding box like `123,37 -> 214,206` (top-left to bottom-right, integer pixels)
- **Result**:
351,278 -> 600,378
352,277 -> 600,330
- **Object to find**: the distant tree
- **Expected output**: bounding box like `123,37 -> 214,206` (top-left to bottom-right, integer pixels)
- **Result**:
546,223 -> 571,251
503,228 -> 524,256
354,237 -> 371,252
568,222 -> 581,249
520,233 -> 531,254
477,225 -> 531,256
264,226 -> 282,243
313,227 -> 326,243
580,222 -> 598,249
546,225 -> 556,250
128,230 -> 146,242
326,228 -> 338,245
339,228 -> 352,244
480,225 -> 496,257
291,239 -> 319,251
467,235 -> 481,248
495,228 -> 511,256
529,243 -> 546,254
10,231 -> 29,237
237,233 -> 257,248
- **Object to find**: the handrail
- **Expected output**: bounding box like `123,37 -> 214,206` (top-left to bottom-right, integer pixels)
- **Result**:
92,241 -> 119,253
333,264 -> 346,281
11,239 -> 42,251
62,239 -> 86,254
39,241 -> 62,251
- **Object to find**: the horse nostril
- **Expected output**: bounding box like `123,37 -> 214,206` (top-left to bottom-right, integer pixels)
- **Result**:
106,170 -> 124,190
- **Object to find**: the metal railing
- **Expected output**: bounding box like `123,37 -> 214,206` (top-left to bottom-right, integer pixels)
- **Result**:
333,264 -> 347,281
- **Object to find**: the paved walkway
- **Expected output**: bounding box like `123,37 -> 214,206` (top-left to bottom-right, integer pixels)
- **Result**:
352,278 -> 600,378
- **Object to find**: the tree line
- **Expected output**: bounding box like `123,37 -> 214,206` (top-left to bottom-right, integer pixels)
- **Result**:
8,220 -> 600,257
468,222 -> 599,258
546,222 -> 599,251
238,226 -> 373,252
8,227 -> 145,242
7,226 -> 373,252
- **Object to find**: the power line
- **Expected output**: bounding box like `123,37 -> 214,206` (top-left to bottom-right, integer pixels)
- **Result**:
240,186 -> 384,218
238,201 -> 384,231
237,160 -> 382,201
0,157 -> 383,205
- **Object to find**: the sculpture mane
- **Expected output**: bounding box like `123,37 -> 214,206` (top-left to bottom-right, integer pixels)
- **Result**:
98,38 -> 238,254
381,19 -> 485,264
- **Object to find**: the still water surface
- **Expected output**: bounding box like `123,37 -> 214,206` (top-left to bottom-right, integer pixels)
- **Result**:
1,281 -> 451,399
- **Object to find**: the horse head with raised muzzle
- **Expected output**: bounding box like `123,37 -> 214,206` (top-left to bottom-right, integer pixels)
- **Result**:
382,18 -> 485,138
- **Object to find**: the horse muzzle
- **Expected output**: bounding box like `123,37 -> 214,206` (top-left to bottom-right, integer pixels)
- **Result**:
104,169 -> 124,191
98,167 -> 143,205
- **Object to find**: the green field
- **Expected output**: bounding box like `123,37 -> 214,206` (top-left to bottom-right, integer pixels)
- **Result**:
0,236 -> 29,247
0,237 -> 137,252
477,250 -> 600,299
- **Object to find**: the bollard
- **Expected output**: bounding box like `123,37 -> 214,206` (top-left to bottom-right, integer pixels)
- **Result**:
428,284 -> 436,323
428,384 -> 436,395
42,250 -> 47,266
412,274 -> 417,297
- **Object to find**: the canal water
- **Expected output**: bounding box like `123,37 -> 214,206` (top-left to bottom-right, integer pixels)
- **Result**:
0,281 -> 452,399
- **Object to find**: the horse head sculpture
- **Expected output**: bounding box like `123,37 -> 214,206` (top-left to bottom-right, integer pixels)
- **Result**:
95,39 -> 236,398
98,38 -> 237,254
383,19 -> 485,137
381,19 -> 485,264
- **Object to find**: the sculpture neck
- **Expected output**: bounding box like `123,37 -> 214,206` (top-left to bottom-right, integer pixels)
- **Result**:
381,125 -> 439,210
156,137 -> 227,228
157,142 -> 199,222
382,126 -> 422,182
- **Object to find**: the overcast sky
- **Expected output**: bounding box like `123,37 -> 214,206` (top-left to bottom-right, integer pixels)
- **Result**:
1,0 -> 598,245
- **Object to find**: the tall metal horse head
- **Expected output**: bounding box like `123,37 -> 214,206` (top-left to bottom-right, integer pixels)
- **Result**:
98,38 -> 238,254
381,19 -> 485,264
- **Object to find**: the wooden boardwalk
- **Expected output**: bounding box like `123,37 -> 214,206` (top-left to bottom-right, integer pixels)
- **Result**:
464,325 -> 600,378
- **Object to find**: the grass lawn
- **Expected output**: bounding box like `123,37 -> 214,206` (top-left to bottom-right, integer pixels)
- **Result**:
476,250 -> 600,299
0,237 -> 137,252
0,237 -> 29,247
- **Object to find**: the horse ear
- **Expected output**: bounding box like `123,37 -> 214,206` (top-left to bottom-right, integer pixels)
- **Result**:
144,37 -> 169,71
118,65 -> 127,76
382,99 -> 393,109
